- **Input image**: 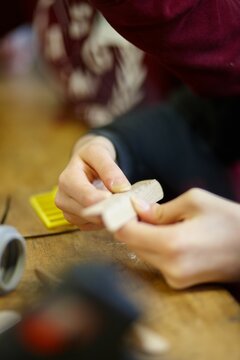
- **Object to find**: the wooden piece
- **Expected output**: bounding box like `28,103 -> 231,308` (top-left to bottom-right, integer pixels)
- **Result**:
82,179 -> 164,231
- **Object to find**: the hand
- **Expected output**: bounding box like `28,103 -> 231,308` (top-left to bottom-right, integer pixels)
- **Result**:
55,135 -> 131,230
114,188 -> 240,289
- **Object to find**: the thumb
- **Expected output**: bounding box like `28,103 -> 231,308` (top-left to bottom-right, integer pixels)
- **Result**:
132,192 -> 192,225
81,137 -> 131,193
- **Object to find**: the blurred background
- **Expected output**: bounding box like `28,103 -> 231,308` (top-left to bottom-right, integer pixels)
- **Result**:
0,0 -> 178,128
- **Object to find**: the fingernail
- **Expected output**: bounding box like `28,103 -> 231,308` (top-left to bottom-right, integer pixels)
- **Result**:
110,179 -> 131,193
131,196 -> 150,211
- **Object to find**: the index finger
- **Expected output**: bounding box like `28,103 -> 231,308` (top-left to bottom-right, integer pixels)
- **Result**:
81,142 -> 131,193
59,162 -> 111,207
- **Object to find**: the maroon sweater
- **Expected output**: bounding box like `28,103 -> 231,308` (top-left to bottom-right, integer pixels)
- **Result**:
90,0 -> 240,97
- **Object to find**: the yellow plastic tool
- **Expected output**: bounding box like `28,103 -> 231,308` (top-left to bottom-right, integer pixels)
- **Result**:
30,187 -> 71,229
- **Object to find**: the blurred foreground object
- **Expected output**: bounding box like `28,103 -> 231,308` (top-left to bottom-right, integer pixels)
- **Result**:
0,262 -> 169,359
0,262 -> 139,360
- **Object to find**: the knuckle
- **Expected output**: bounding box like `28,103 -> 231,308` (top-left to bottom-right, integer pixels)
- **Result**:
63,212 -> 86,229
165,241 -> 182,259
164,259 -> 194,289
85,142 -> 101,156
80,192 -> 98,207
163,231 -> 186,259
54,193 -> 62,209
185,188 -> 204,205
58,171 -> 68,191
62,212 -> 73,223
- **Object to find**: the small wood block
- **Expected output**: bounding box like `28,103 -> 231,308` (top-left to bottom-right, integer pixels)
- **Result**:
82,179 -> 163,232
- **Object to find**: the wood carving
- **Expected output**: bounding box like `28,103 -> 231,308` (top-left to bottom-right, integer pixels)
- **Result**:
82,179 -> 164,232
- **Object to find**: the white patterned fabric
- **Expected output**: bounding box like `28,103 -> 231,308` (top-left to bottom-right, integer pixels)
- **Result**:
34,0 -> 171,127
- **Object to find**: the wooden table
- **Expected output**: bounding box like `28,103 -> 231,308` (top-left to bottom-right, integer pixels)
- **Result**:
0,74 -> 240,360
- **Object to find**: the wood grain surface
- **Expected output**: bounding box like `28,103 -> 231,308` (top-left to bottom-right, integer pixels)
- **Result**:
0,74 -> 240,360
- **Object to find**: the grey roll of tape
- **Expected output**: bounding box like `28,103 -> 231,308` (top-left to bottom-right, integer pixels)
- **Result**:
0,225 -> 26,294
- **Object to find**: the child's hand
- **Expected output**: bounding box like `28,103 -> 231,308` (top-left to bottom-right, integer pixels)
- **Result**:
55,135 -> 131,230
115,189 -> 240,288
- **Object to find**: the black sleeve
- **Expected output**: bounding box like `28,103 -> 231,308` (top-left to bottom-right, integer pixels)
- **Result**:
88,128 -> 147,184
89,98 -> 235,200
89,106 -> 164,184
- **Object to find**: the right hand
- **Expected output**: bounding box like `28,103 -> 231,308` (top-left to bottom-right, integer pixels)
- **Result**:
115,189 -> 240,288
55,135 -> 131,230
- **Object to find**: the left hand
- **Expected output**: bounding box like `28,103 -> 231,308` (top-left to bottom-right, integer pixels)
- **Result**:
114,188 -> 240,289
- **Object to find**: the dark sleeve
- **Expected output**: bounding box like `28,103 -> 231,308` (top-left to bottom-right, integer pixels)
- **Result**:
89,122 -> 146,184
0,0 -> 37,37
88,102 -> 200,187
88,106 -> 164,184
89,98 -> 235,200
